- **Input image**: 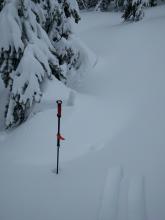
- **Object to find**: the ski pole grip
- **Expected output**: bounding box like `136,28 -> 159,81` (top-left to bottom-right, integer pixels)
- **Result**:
56,100 -> 62,117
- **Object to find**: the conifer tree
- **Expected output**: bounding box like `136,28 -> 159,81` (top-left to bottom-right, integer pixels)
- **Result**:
87,0 -> 98,8
77,0 -> 86,9
95,0 -> 111,11
77,0 -> 98,9
0,0 -> 5,11
149,0 -> 157,6
47,0 -> 81,82
0,0 -> 80,128
32,0 -> 80,82
114,0 -> 125,11
122,0 -> 145,21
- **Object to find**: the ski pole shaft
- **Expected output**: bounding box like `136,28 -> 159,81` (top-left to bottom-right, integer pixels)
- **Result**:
56,100 -> 62,174
56,146 -> 60,174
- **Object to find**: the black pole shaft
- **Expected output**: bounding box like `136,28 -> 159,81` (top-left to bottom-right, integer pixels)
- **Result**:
56,116 -> 61,174
56,145 -> 60,174
57,116 -> 61,146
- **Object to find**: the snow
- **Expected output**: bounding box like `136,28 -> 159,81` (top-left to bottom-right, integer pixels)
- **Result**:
66,35 -> 97,89
1,4 -> 165,220
99,167 -> 123,220
67,0 -> 80,12
0,1 -> 24,52
128,176 -> 146,220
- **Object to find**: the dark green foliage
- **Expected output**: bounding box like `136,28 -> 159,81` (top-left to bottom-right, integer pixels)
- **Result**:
114,0 -> 125,11
77,0 -> 98,9
0,0 -> 5,11
150,0 -> 157,6
122,0 -> 133,20
98,0 -> 111,11
0,48 -> 23,88
63,0 -> 80,23
122,0 -> 144,21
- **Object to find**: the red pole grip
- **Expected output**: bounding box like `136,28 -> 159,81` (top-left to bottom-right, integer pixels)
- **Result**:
56,100 -> 62,117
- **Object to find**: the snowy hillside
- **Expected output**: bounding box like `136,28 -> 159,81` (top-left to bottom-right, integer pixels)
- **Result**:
0,5 -> 165,220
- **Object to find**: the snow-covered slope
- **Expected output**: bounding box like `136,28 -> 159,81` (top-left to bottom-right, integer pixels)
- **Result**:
0,5 -> 165,220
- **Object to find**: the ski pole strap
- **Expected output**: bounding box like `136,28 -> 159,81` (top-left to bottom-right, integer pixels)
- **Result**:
57,134 -> 65,141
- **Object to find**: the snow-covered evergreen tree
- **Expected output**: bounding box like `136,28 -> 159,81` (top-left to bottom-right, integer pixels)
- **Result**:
32,0 -> 80,82
114,0 -> 125,11
77,0 -> 87,9
0,0 -> 5,11
0,0 -> 80,128
95,0 -> 111,11
77,0 -> 126,11
77,0 -> 158,11
47,0 -> 81,81
77,0 -> 98,9
149,0 -> 157,6
122,0 -> 145,21
88,0 -> 99,8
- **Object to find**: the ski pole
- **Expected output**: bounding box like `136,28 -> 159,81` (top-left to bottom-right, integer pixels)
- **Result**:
56,100 -> 65,174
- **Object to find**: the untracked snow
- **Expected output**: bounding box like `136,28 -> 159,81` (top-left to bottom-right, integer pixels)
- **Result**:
0,5 -> 165,220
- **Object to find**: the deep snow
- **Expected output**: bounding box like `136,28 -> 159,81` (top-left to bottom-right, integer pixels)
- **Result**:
0,5 -> 165,220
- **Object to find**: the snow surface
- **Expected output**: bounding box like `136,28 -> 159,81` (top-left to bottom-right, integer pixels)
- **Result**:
1,5 -> 165,220
99,167 -> 123,220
